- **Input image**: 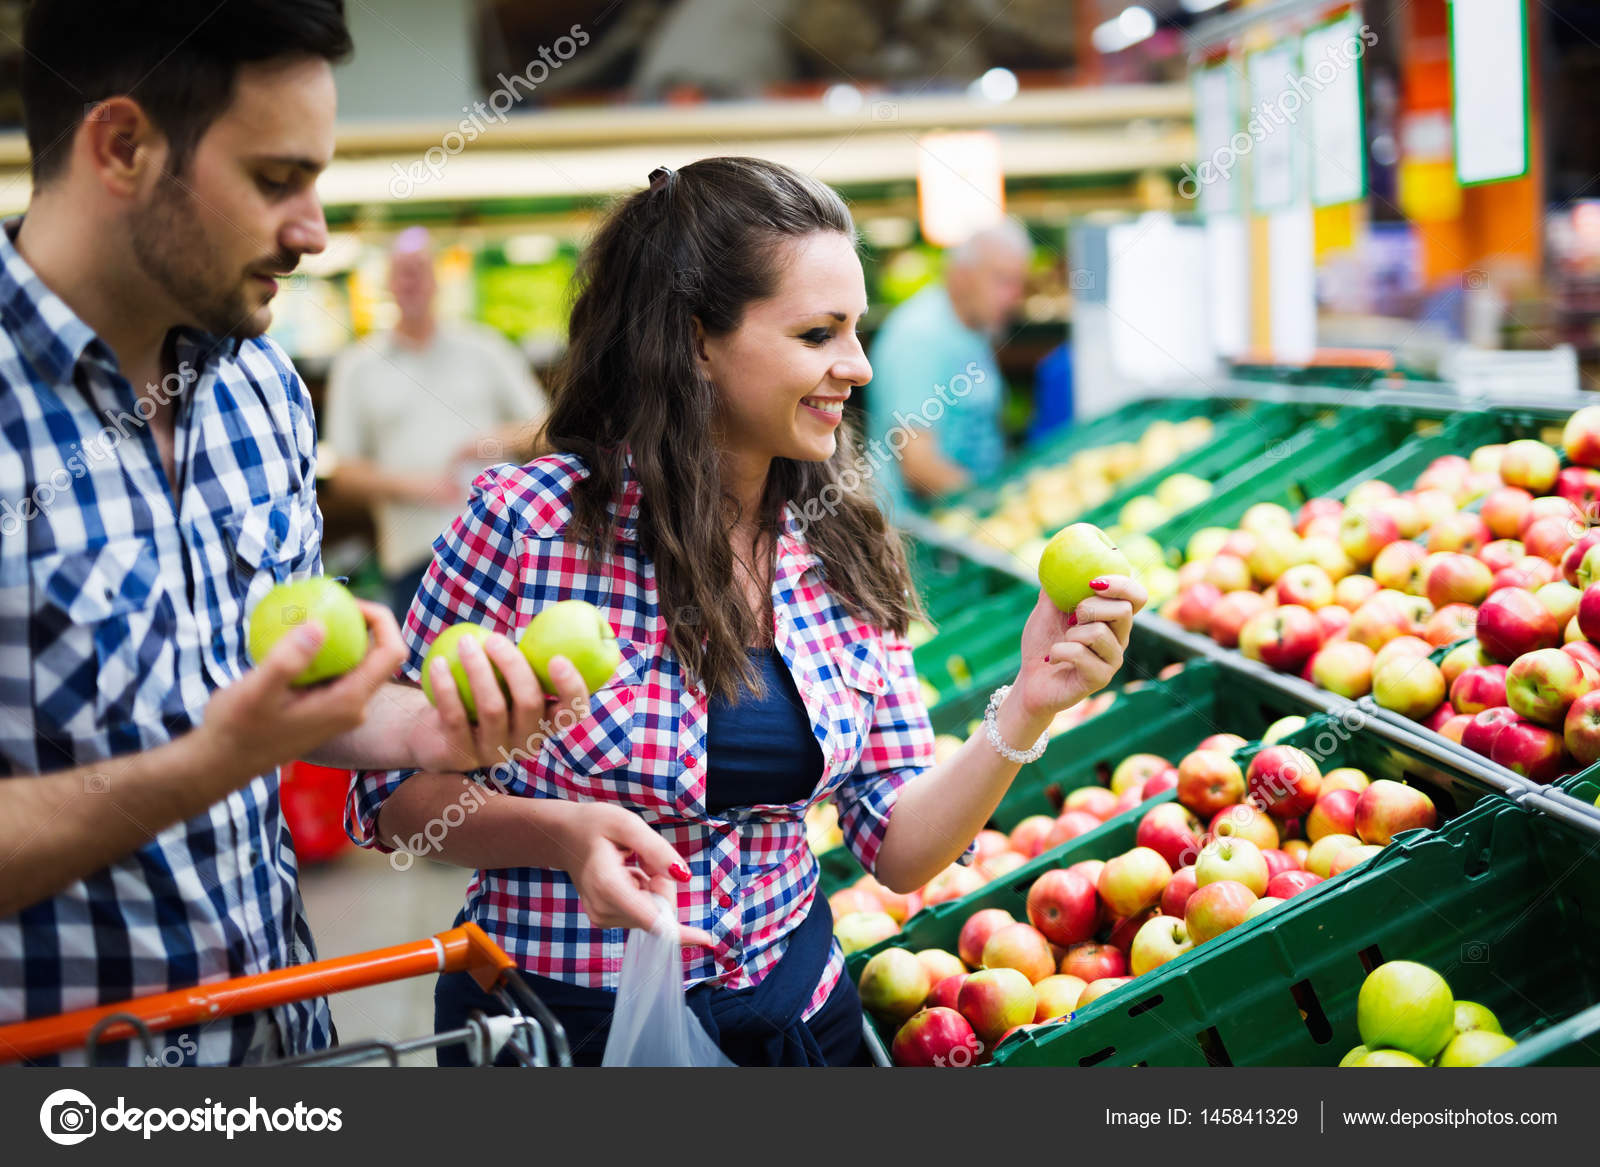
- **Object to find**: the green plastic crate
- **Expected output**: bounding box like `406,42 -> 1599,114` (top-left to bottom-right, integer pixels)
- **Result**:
999,795 -> 1600,1067
914,585 -> 1037,699
846,709 -> 1514,1065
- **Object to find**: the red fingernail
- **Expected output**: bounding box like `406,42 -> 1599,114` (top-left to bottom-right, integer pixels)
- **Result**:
671,862 -> 691,883
1090,578 -> 1110,591
1066,612 -> 1078,627
1043,654 -> 1051,664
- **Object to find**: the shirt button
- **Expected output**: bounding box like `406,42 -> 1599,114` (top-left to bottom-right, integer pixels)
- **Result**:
684,753 -> 697,769
718,893 -> 733,908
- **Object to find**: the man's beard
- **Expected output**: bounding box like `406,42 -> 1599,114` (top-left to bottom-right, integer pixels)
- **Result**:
129,170 -> 266,339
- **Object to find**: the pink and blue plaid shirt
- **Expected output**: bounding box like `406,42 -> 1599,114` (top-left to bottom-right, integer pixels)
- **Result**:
347,453 -> 939,1014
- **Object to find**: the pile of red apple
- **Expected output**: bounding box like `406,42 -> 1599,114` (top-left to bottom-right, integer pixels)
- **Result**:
1161,409 -> 1600,737
869,739 -> 1439,1066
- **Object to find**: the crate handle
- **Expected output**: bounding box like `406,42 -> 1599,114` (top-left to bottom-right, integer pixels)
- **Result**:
0,922 -> 516,1065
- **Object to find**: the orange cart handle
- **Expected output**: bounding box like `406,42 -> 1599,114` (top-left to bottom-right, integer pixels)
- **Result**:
0,922 -> 515,1064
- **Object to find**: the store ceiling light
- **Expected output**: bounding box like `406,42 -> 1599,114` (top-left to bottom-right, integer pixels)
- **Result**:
969,67 -> 1019,104
823,84 -> 864,115
1092,7 -> 1157,54
1179,0 -> 1229,13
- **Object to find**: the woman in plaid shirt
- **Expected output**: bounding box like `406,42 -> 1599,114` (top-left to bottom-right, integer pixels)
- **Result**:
350,158 -> 1144,1065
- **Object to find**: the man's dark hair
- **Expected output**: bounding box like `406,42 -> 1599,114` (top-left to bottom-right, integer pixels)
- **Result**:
22,0 -> 353,185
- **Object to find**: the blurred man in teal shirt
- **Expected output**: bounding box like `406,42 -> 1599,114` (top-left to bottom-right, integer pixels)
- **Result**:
864,220 -> 1030,518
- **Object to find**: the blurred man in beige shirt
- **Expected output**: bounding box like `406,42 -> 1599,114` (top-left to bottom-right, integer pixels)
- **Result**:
324,228 -> 546,619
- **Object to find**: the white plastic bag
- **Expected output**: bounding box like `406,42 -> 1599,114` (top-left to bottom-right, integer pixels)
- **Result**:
601,895 -> 733,1067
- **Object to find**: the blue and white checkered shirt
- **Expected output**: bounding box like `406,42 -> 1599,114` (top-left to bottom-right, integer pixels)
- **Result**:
0,221 -> 332,1065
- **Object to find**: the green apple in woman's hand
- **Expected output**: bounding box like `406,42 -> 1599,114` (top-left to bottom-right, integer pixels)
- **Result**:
421,622 -> 509,721
247,577 -> 369,686
1038,524 -> 1135,613
519,600 -> 623,691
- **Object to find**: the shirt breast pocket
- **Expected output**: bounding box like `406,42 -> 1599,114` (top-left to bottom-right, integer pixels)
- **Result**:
223,499 -> 300,607
539,642 -> 643,795
826,640 -> 889,775
29,537 -> 177,739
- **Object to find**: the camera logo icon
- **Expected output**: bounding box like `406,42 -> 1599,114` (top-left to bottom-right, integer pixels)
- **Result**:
284,604 -> 307,626
40,1088 -> 97,1145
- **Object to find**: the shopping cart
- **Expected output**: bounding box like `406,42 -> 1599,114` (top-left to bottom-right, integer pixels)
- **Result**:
0,922 -> 571,1067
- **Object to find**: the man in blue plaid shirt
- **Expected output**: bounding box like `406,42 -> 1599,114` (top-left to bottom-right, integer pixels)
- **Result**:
0,1 -> 588,1066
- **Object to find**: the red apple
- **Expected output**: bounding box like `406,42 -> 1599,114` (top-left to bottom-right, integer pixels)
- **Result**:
972,830 -> 1011,862
1261,848 -> 1299,881
1423,604 -> 1478,648
1353,779 -> 1439,844
1135,802 -> 1204,871
1580,583 -> 1600,642
1334,574 -> 1381,610
1245,745 -> 1324,819
1111,788 -> 1144,817
1427,512 -> 1492,557
1097,847 -> 1172,918
1523,496 -> 1584,534
1481,487 -> 1535,539
1311,639 -> 1376,699
1561,530 -> 1600,585
1425,553 -> 1493,609
916,949 -> 967,986
830,888 -> 883,919
1557,466 -> 1600,518
1064,858 -> 1106,890
1184,879 -> 1259,945
1265,869 -> 1325,898
1238,604 -> 1325,673
1296,497 -> 1345,535
979,851 -> 1029,881
1500,438 -> 1562,494
1208,590 -> 1270,648
1203,553 -> 1254,593
1129,914 -> 1194,976
1515,555 -> 1561,586
1176,749 -> 1246,817
892,1006 -> 982,1067
1316,604 -> 1353,641
1481,538 -> 1527,575
1493,567 -> 1539,592
1439,713 -> 1473,743
1277,564 -> 1336,610
1341,508 -> 1402,565
1174,582 -> 1225,634
1140,767 -> 1180,800
858,948 -> 935,1021
1566,640 -> 1600,672
1206,803 -> 1280,851
1376,495 -> 1425,540
1025,869 -> 1099,948
957,907 -> 1016,968
1330,843 -> 1385,875
1441,639 -> 1492,687
1044,810 -> 1104,851
922,864 -> 985,906
1078,977 -> 1133,1007
1060,941 -> 1126,983
1159,865 -> 1199,919
1563,405 -> 1600,468
1506,647 -> 1594,726
1307,788 -> 1361,841
1461,705 -> 1519,756
1478,587 -> 1562,662
1111,753 -> 1171,796
1347,479 -> 1400,509
957,968 -> 1037,1044
1423,702 -> 1458,732
1105,909 -> 1157,957
1450,664 -> 1510,716
1220,529 -> 1259,561
1008,815 -> 1057,859
1372,540 -> 1428,592
1523,516 -> 1576,566
1563,688 -> 1600,767
1489,718 -> 1569,784
1197,732 -> 1249,754
1372,634 -> 1435,673
982,922 -> 1056,984
927,972 -> 968,1011
1418,455 -> 1472,496
1247,528 -> 1307,587
1063,786 -> 1119,821
1348,594 -> 1420,652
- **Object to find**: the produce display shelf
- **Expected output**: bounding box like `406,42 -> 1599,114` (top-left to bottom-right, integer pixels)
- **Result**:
846,708 -> 1516,1065
994,795 -> 1600,1068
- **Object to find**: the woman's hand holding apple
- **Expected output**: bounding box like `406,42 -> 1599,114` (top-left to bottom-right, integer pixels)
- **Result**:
1005,576 -> 1146,737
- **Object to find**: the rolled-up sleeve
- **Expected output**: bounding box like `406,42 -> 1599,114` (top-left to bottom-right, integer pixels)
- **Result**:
345,464 -> 525,850
832,632 -> 971,877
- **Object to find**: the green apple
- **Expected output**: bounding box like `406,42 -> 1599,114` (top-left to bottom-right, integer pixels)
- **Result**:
1453,1000 -> 1503,1036
835,911 -> 900,955
1038,523 -> 1135,613
518,599 -> 622,691
1435,1029 -> 1516,1067
1338,1044 -> 1370,1067
247,577 -> 368,687
1262,715 -> 1307,745
420,622 -> 509,722
1355,1049 -> 1427,1067
1357,960 -> 1456,1061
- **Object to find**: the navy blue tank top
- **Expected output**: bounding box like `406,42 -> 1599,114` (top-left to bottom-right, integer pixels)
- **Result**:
703,647 -> 825,814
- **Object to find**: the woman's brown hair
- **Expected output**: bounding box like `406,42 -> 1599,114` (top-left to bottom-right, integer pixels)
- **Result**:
542,156 -> 922,701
